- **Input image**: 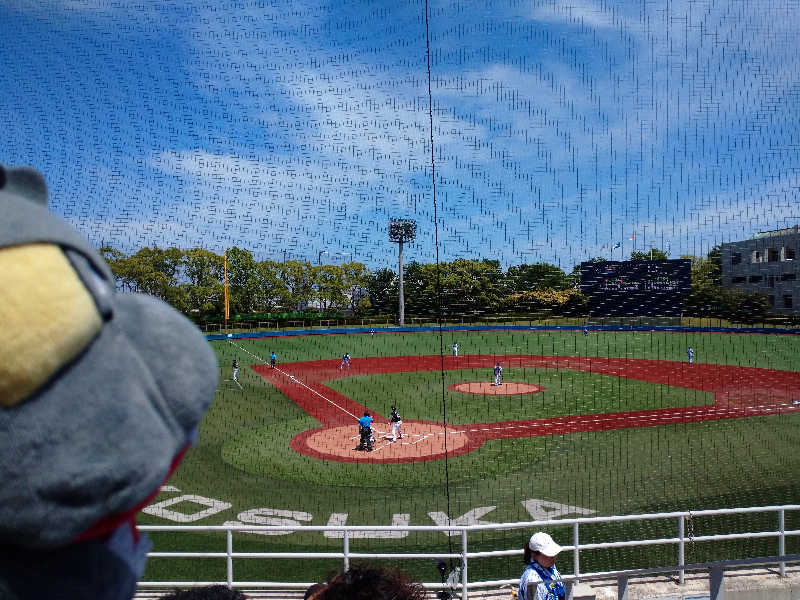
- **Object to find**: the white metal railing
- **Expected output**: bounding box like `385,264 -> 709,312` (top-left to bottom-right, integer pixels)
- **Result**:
139,505 -> 800,599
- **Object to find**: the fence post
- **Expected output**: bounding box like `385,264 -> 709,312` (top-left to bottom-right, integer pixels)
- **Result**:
709,566 -> 724,600
573,522 -> 580,584
616,576 -> 628,600
226,528 -> 233,588
779,509 -> 786,577
678,516 -> 685,585
343,530 -> 350,572
462,529 -> 469,600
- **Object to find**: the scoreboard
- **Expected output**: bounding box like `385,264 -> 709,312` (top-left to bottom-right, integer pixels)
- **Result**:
580,259 -> 692,317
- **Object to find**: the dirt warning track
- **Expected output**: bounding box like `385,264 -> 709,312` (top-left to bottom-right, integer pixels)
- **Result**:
252,355 -> 800,464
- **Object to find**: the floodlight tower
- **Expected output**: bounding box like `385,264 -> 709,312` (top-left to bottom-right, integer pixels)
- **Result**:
388,218 -> 417,326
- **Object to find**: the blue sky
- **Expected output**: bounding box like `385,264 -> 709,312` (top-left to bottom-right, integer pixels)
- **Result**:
3,0 -> 800,272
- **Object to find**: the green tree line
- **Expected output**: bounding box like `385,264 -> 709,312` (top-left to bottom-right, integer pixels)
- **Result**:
100,245 -> 769,322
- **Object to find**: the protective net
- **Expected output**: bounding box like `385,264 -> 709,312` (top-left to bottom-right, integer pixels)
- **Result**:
4,0 -> 800,590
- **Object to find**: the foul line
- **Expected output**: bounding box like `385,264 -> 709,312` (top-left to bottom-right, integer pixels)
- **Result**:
273,365 -> 360,420
441,401 -> 800,437
229,339 -> 360,420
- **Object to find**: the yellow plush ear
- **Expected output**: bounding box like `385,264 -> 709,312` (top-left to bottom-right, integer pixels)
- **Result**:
0,244 -> 102,407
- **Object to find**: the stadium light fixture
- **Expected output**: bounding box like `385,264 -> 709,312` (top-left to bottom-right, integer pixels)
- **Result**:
388,219 -> 417,326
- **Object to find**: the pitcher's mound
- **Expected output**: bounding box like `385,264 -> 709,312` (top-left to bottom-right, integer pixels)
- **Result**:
448,381 -> 545,395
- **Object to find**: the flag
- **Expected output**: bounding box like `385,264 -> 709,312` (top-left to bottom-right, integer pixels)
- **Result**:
628,233 -> 636,240
613,241 -> 621,249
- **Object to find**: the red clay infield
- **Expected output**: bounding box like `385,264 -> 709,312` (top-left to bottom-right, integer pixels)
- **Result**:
252,355 -> 800,464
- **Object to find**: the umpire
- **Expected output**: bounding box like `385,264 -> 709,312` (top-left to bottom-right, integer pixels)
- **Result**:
357,411 -> 374,451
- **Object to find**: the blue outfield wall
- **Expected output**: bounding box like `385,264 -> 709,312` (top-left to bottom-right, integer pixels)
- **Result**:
206,324 -> 800,341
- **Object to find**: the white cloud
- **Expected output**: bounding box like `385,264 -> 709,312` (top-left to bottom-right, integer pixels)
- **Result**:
528,0 -> 624,31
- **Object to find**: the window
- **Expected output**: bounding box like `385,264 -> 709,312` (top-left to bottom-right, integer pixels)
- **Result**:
748,275 -> 762,283
768,275 -> 775,288
768,295 -> 775,307
731,252 -> 742,265
752,251 -> 761,263
768,248 -> 779,262
732,276 -> 746,283
784,247 -> 796,261
782,273 -> 797,281
783,295 -> 793,309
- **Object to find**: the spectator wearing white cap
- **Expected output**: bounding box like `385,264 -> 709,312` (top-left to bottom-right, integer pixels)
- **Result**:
518,532 -> 565,600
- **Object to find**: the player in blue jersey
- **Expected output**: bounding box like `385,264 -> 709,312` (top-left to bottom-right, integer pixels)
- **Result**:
357,411 -> 374,451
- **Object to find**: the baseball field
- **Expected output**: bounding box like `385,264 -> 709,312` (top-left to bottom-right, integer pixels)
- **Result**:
139,327 -> 800,585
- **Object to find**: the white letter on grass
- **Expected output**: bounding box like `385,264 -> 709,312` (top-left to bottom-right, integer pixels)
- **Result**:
224,508 -> 313,536
324,513 -> 410,538
142,494 -> 232,523
520,499 -> 595,520
428,506 -> 497,536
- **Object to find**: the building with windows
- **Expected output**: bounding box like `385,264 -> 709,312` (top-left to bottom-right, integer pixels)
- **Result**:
720,225 -> 799,314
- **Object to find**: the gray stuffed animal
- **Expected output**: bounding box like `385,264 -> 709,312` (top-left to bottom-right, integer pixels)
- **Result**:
0,165 -> 218,599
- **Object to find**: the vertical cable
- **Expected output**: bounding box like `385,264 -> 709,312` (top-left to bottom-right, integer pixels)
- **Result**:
423,0 -> 454,565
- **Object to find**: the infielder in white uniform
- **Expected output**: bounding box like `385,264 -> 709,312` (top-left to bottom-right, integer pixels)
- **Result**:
492,361 -> 503,386
452,342 -> 459,357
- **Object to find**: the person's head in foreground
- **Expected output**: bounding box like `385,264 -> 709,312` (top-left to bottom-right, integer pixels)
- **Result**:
304,563 -> 426,600
159,585 -> 248,600
0,164 -> 218,600
523,531 -> 563,568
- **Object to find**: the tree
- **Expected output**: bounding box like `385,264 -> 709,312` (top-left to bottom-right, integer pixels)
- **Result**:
183,248 -> 223,287
365,268 -> 398,315
225,247 -> 261,314
404,259 -> 504,318
341,261 -> 371,313
705,245 -> 722,287
630,248 -> 669,261
499,288 -> 587,315
683,246 -> 768,321
254,260 -> 290,312
505,263 -> 570,293
181,248 -> 224,316
100,246 -> 132,291
682,254 -> 723,317
315,264 -> 347,311
722,289 -> 769,323
443,259 -> 505,316
280,260 -> 316,311
118,247 -> 184,300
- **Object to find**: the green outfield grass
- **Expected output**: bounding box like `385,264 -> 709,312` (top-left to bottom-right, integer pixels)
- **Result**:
327,369 -> 712,424
140,329 -> 800,585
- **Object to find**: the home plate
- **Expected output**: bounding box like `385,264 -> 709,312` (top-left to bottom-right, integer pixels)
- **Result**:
297,422 -> 471,463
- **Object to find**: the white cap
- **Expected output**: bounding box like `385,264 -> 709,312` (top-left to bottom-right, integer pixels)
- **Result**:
528,532 -> 563,557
